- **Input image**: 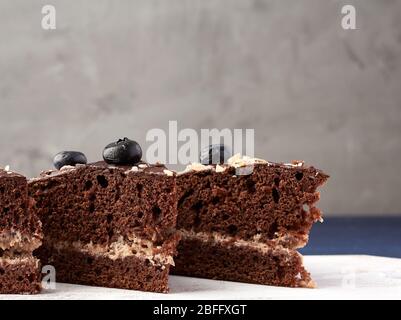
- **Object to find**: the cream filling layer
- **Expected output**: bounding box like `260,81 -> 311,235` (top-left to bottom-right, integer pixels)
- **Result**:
50,235 -> 174,267
179,229 -> 298,257
0,229 -> 42,252
0,255 -> 40,267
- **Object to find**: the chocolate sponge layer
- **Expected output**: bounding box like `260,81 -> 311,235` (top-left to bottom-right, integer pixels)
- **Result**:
177,163 -> 328,248
29,164 -> 177,245
35,244 -> 173,293
0,257 -> 41,294
174,237 -> 314,288
0,170 -> 42,248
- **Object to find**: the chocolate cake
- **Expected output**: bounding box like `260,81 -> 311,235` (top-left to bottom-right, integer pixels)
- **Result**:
29,162 -> 179,293
0,167 -> 42,294
173,154 -> 329,288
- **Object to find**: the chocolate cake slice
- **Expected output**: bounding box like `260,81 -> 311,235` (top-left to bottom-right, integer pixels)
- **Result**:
173,154 -> 329,288
29,162 -> 179,293
0,167 -> 42,294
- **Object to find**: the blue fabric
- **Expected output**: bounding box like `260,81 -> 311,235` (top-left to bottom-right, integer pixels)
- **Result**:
300,217 -> 401,258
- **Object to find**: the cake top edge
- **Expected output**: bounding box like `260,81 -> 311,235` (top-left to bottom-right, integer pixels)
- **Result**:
178,153 -> 269,175
0,165 -> 24,178
28,154 -> 328,182
178,154 -> 328,177
29,161 -> 173,182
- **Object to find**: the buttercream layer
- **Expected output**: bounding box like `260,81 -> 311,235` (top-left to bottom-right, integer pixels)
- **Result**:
45,234 -> 176,267
179,228 -> 308,250
0,254 -> 40,267
0,229 -> 42,252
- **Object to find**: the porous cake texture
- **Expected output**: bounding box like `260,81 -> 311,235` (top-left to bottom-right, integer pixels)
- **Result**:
29,162 -> 179,293
0,168 -> 42,294
173,155 -> 329,288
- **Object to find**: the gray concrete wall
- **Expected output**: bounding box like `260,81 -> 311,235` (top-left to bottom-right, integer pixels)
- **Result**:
0,0 -> 400,215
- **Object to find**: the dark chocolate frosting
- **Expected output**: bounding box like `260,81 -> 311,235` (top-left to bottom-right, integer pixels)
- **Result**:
32,161 -> 172,181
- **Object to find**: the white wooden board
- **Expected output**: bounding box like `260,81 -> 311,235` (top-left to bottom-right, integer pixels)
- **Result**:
1,255 -> 401,300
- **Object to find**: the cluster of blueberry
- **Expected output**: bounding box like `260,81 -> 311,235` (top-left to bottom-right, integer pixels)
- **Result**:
53,138 -> 142,169
53,139 -> 231,170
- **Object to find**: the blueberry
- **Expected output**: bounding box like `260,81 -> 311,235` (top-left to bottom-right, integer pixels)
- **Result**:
200,144 -> 231,165
53,151 -> 87,170
103,138 -> 142,165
